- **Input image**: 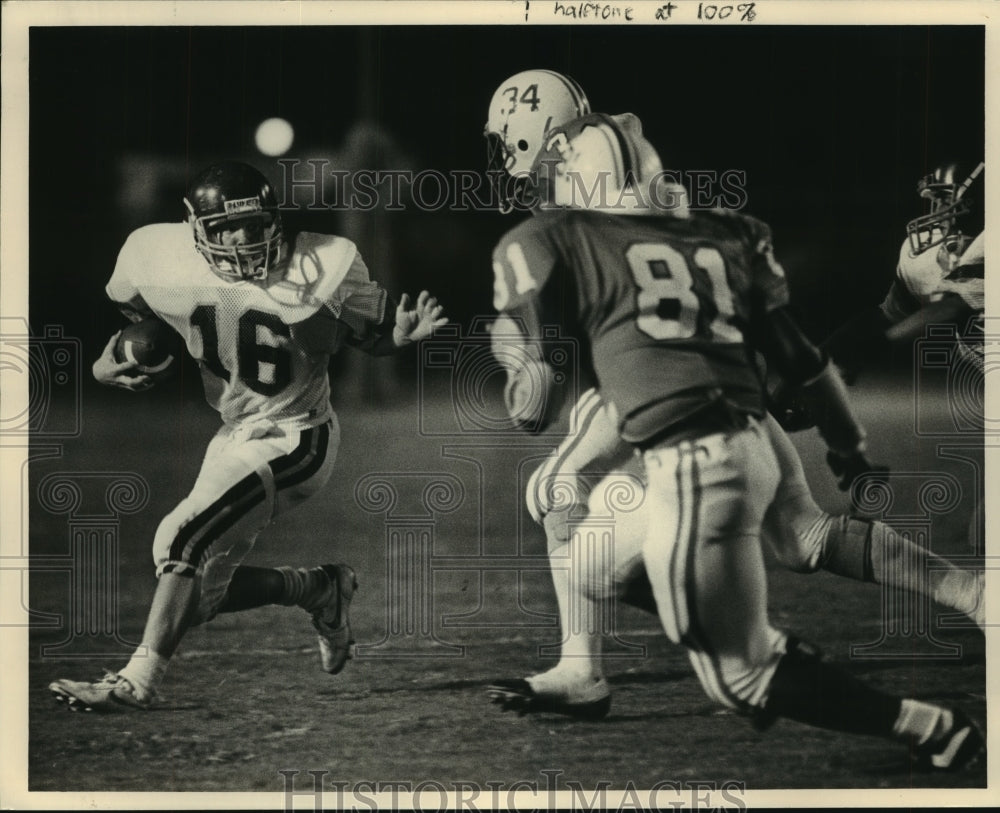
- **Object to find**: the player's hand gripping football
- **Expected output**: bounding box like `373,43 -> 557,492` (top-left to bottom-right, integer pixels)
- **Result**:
392,290 -> 448,346
92,332 -> 153,392
825,449 -> 889,492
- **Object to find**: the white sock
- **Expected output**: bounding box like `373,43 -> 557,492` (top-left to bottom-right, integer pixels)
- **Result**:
893,698 -> 953,745
118,650 -> 170,700
932,568 -> 980,618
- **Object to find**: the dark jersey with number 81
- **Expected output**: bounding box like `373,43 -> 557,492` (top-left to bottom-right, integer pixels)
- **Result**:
492,207 -> 789,444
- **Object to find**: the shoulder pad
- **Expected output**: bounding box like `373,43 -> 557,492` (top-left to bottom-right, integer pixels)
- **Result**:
262,232 -> 359,322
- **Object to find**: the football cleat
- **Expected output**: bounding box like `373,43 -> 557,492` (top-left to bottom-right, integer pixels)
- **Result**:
312,563 -> 357,674
487,677 -> 611,721
49,672 -> 152,713
910,708 -> 985,772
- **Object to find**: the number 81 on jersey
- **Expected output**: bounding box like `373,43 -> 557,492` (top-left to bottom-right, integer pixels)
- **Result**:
626,243 -> 742,343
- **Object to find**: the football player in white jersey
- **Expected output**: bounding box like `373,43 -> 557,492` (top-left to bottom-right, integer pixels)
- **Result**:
789,161 -> 986,553
482,74 -> 983,749
49,161 -> 447,712
822,161 -> 985,380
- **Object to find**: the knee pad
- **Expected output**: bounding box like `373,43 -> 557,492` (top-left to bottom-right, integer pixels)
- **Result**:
819,516 -> 875,582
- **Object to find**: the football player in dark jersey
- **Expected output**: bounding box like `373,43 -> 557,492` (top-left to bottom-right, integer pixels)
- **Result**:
483,77 -> 983,771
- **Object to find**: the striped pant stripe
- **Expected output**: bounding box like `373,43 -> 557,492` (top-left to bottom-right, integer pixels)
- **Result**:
166,422 -> 329,575
529,389 -> 602,517
270,420 -> 330,489
167,473 -> 265,570
668,442 -> 747,712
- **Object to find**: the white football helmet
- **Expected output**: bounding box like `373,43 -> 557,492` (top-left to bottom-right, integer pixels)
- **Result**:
484,70 -> 590,211
539,113 -> 689,217
905,161 -> 984,258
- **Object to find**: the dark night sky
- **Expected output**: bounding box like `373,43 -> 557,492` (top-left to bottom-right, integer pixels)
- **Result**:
28,25 -> 984,351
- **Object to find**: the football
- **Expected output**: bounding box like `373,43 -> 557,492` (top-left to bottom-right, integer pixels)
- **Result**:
114,317 -> 182,379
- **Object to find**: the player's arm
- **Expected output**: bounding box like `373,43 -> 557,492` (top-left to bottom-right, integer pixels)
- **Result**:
95,232 -> 155,390
755,306 -> 884,490
745,216 -> 883,489
327,251 -> 447,356
490,312 -> 564,433
770,298 -> 894,427
887,252 -> 983,343
490,223 -> 567,433
347,290 -> 446,356
822,244 -> 930,379
819,303 -> 894,384
91,331 -> 153,391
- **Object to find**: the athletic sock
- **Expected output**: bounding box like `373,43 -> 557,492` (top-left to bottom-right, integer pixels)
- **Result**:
893,699 -> 953,746
217,565 -> 286,613
276,565 -> 334,612
118,650 -> 169,701
758,639 -> 902,737
824,517 -> 980,618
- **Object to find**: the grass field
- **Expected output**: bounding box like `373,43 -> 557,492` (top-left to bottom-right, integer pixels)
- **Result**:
24,365 -> 988,799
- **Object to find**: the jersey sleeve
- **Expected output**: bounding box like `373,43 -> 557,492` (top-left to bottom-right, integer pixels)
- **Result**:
936,231 -> 985,311
105,229 -> 156,321
328,251 -> 390,343
492,218 -> 559,317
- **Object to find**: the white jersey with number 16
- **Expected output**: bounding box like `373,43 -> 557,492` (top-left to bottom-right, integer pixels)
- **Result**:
106,223 -> 388,428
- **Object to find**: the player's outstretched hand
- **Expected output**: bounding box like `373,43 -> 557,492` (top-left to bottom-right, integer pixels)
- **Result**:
826,449 -> 889,492
393,291 -> 448,346
92,332 -> 153,392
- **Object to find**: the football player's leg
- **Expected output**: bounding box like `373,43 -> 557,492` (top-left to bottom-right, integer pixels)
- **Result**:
526,465 -> 647,696
644,421 -> 983,769
761,414 -> 982,629
210,417 -> 343,618
642,422 -> 784,713
491,390 -> 635,714
206,418 -> 355,674
50,424 -> 269,710
536,392 -> 634,667
121,419 -> 339,698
